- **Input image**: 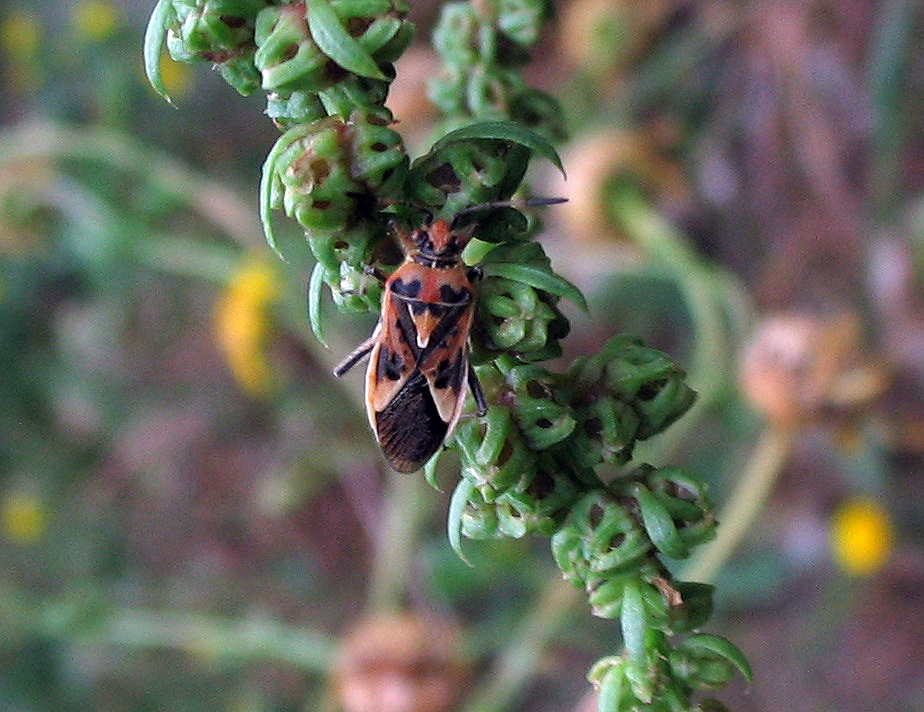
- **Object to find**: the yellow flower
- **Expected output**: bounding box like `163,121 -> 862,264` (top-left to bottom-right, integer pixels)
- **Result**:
72,1 -> 120,42
213,257 -> 278,397
0,10 -> 40,60
2,490 -> 46,544
830,498 -> 894,576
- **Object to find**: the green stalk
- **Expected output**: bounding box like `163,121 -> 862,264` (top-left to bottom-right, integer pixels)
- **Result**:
366,470 -> 434,613
681,426 -> 793,583
458,578 -> 581,712
0,121 -> 264,252
614,196 -> 743,465
79,607 -> 337,671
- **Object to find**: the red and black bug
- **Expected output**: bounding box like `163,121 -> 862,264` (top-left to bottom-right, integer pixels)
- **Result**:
334,199 -> 564,472
334,217 -> 486,472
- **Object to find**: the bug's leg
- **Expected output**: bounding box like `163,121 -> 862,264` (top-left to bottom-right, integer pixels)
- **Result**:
468,363 -> 488,416
466,265 -> 483,283
334,336 -> 377,377
363,265 -> 388,283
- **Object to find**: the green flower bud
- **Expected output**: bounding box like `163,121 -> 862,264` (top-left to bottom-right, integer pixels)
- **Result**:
464,69 -> 521,120
551,491 -> 651,586
164,0 -> 264,95
217,54 -> 261,95
590,652 -> 695,712
165,0 -> 263,60
306,224 -> 386,313
498,456 -> 580,536
567,335 -> 697,441
254,1 -> 412,118
505,365 -> 575,449
431,3 -> 480,69
473,240 -> 572,360
460,465 -> 577,539
643,466 -> 717,550
459,484 -> 502,538
497,0 -> 552,47
568,396 -> 640,466
477,278 -> 562,354
407,139 -> 531,215
266,90 -> 327,130
267,111 -> 407,234
454,405 -> 538,500
344,108 -> 408,194
254,5 -> 332,95
585,564 -> 682,626
318,73 -> 393,118
269,118 -> 363,232
428,70 -> 467,118
633,370 -> 698,440
669,634 -> 752,690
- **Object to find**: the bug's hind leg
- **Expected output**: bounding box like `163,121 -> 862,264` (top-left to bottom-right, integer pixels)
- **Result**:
334,335 -> 377,377
468,364 -> 488,416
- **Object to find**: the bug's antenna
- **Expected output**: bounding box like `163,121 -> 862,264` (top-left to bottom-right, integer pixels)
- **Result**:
454,197 -> 567,218
450,197 -> 567,228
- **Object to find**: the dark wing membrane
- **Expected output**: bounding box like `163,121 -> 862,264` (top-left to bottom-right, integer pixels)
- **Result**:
374,369 -> 448,473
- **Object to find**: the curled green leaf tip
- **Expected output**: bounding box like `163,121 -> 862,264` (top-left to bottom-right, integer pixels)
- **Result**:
143,0 -> 176,106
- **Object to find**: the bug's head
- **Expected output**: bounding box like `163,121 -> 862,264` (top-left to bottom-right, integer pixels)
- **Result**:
404,219 -> 474,262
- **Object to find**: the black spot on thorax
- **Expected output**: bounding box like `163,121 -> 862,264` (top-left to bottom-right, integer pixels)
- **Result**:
440,284 -> 471,304
391,278 -> 421,298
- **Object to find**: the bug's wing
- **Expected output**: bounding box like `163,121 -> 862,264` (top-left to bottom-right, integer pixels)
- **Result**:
367,292 -> 417,415
419,303 -> 476,429
371,369 -> 450,473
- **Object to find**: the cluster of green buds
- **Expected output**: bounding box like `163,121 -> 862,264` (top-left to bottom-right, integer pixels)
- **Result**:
429,0 -> 565,140
586,632 -> 752,712
448,337 -> 752,710
450,337 -> 700,542
156,0 -> 266,94
146,0 -> 414,322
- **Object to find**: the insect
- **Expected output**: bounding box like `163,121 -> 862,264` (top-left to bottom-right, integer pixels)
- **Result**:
333,215 -> 487,473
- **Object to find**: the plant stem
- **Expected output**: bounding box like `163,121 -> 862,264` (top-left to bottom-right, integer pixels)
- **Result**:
681,426 -> 794,583
366,470 -> 433,613
0,583 -> 337,673
615,196 -> 748,466
81,607 -> 337,671
458,578 -> 581,712
0,121 -> 265,251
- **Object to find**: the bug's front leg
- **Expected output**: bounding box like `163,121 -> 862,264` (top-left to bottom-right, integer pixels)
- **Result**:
363,264 -> 388,283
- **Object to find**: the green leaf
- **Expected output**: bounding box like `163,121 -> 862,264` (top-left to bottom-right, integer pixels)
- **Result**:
308,261 -> 327,347
598,664 -> 625,712
429,121 -> 566,176
143,0 -> 175,105
620,579 -> 647,667
423,449 -> 443,491
681,634 -> 753,684
481,262 -> 588,311
260,124 -> 310,261
448,478 -> 475,565
307,0 -> 388,80
632,482 -> 689,560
